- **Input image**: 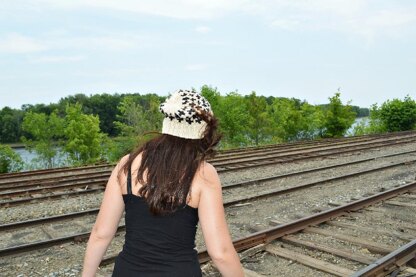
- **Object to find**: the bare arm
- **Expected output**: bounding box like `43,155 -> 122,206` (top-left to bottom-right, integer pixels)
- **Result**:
198,163 -> 244,277
82,159 -> 126,276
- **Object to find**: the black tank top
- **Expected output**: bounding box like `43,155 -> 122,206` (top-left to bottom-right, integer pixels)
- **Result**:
112,166 -> 202,276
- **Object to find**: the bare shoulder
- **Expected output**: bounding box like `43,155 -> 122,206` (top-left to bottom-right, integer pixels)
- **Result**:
110,154 -> 131,189
117,154 -> 130,169
195,161 -> 221,190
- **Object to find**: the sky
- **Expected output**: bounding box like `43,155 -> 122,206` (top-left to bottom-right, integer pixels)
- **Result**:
0,0 -> 415,109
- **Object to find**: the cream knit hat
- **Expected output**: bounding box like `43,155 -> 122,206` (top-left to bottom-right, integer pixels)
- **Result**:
160,89 -> 212,139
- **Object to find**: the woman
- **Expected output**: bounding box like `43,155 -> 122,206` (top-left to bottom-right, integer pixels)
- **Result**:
82,89 -> 244,276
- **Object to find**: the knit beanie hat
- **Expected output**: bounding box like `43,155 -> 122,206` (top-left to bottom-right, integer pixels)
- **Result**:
159,89 -> 212,139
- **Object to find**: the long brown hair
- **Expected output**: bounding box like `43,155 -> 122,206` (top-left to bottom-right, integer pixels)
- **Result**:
120,111 -> 221,215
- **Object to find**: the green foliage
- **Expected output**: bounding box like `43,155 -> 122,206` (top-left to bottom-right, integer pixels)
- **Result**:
350,106 -> 370,117
2,88 -> 388,165
352,96 -> 416,135
64,103 -> 106,165
115,96 -> 146,136
86,94 -> 121,136
246,92 -> 273,145
0,107 -> 24,143
216,92 -> 250,147
21,110 -> 64,168
268,98 -> 324,142
111,95 -> 163,159
298,103 -> 325,139
322,92 -> 356,137
201,85 -> 221,113
378,96 -> 416,132
351,104 -> 387,136
0,144 -> 24,173
58,93 -> 122,136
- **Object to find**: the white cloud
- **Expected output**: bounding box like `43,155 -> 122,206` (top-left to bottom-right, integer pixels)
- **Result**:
29,55 -> 85,63
195,26 -> 212,34
0,33 -> 48,53
267,2 -> 416,41
185,64 -> 207,71
3,0 -> 416,42
0,32 -> 142,55
57,36 -> 138,51
19,0 -> 245,19
271,19 -> 303,30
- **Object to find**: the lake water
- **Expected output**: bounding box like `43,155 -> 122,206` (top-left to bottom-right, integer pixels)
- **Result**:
13,147 -> 69,170
12,117 -> 368,170
346,117 -> 369,136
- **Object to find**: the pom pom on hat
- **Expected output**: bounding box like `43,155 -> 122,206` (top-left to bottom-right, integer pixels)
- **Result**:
159,89 -> 212,139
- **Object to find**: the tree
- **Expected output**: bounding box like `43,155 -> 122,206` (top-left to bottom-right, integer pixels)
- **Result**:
246,92 -> 273,145
268,98 -> 304,142
322,92 -> 356,137
0,107 -> 24,143
201,85 -> 221,114
21,110 -> 64,168
64,103 -> 105,165
351,104 -> 387,136
379,96 -> 416,132
140,94 -> 164,132
216,92 -> 250,147
0,144 -> 24,173
87,93 -> 122,136
115,96 -> 147,136
298,102 -> 325,139
111,94 -> 164,160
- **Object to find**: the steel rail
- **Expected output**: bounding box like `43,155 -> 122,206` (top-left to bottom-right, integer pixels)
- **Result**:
2,150 -> 415,209
0,163 -> 112,180
215,137 -> 416,169
351,239 -> 416,277
217,138 -> 416,172
1,131 -> 414,182
222,158 -> 416,206
0,187 -> 104,207
0,208 -> 99,232
3,148 -> 415,199
222,149 -> 416,190
212,134 -> 377,160
2,150 -> 413,231
100,181 -> 416,267
0,132 -> 398,185
0,177 -> 109,197
2,134 -> 415,191
0,172 -> 110,191
198,180 -> 416,263
1,152 -> 415,209
211,132 -> 416,162
215,130 -> 415,156
1,162 -> 415,257
2,149 -> 412,231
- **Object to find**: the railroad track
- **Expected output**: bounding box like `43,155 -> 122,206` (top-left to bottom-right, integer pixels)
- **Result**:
1,148 -> 415,259
1,146 -> 415,207
196,181 -> 416,277
1,134 -> 416,276
1,136 -> 415,212
1,132 -> 415,207
1,131 -> 414,184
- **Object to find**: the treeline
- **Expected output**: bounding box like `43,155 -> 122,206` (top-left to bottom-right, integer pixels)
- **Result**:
1,85 -> 415,173
0,92 -> 159,142
0,87 -> 368,144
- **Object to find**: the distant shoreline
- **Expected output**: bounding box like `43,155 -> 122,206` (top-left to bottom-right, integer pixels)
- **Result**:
5,143 -> 25,149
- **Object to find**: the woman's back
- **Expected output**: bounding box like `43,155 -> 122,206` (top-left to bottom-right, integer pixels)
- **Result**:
82,90 -> 243,277
112,164 -> 201,276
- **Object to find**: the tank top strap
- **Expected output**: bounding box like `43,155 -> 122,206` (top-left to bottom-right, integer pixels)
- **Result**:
127,163 -> 132,195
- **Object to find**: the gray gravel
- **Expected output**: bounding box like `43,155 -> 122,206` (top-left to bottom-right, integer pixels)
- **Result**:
1,139 -> 415,276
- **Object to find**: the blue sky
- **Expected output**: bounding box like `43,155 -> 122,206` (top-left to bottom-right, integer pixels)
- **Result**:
0,0 -> 415,109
